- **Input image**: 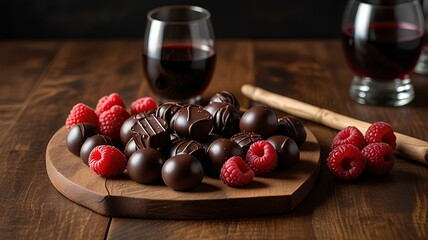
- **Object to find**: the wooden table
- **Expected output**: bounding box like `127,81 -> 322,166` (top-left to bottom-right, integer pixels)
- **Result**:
1,39 -> 427,239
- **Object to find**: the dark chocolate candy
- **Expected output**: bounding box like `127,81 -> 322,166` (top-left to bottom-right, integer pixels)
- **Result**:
80,135 -> 113,165
170,104 -> 213,140
161,154 -> 204,191
239,105 -> 278,138
124,138 -> 139,159
169,138 -> 205,163
230,132 -> 263,153
204,102 -> 240,138
206,138 -> 244,177
155,102 -> 183,123
131,116 -> 171,149
199,133 -> 222,151
267,135 -> 300,169
127,148 -> 165,184
66,123 -> 99,156
120,113 -> 151,145
277,116 -> 307,146
209,91 -> 240,112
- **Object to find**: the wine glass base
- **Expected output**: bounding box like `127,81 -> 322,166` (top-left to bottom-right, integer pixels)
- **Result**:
156,95 -> 202,105
349,76 -> 414,106
415,48 -> 428,75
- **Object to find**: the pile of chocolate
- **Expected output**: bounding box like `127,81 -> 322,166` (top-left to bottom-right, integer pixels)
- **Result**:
67,91 -> 307,191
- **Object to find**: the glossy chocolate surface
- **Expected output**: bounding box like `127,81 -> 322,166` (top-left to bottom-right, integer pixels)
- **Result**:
206,138 -> 244,177
155,102 -> 183,123
161,154 -> 204,191
127,148 -> 165,184
170,104 -> 213,140
230,132 -> 263,153
66,123 -> 99,156
239,105 -> 278,138
267,135 -> 300,169
199,133 -> 222,151
124,138 -> 139,159
204,102 -> 240,138
209,91 -> 240,112
131,115 -> 171,149
277,116 -> 307,147
120,113 -> 151,145
169,138 -> 205,163
80,134 -> 113,165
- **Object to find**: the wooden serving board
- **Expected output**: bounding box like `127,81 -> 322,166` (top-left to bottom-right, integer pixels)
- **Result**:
46,126 -> 320,219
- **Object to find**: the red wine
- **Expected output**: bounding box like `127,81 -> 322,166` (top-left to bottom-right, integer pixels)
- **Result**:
341,22 -> 424,80
143,45 -> 216,101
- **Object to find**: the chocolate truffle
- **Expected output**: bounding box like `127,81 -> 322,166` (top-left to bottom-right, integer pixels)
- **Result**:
161,154 -> 204,191
267,135 -> 300,169
204,102 -> 240,138
66,123 -> 99,156
170,104 -> 213,140
120,113 -> 151,145
131,115 -> 171,149
127,148 -> 165,184
124,138 -> 139,159
277,116 -> 307,146
240,105 -> 278,138
206,138 -> 244,177
155,102 -> 183,123
169,138 -> 206,163
230,132 -> 263,153
199,133 -> 222,151
209,91 -> 240,112
80,135 -> 113,165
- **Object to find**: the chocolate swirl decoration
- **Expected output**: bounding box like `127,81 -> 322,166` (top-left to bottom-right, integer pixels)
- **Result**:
230,132 -> 263,153
204,102 -> 240,138
155,102 -> 183,123
169,138 -> 206,163
170,104 -> 213,140
131,116 -> 171,149
209,91 -> 240,112
276,116 -> 307,147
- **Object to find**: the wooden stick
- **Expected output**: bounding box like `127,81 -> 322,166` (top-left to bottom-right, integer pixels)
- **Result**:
241,84 -> 428,164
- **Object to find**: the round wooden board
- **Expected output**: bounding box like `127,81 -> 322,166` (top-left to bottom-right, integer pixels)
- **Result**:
46,126 -> 320,219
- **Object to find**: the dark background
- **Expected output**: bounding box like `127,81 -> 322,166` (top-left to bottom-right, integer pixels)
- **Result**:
0,0 -> 348,39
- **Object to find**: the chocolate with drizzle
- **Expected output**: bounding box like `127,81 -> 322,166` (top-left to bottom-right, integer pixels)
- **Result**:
170,104 -> 213,140
169,138 -> 206,163
204,102 -> 240,138
131,115 -> 171,149
230,132 -> 263,153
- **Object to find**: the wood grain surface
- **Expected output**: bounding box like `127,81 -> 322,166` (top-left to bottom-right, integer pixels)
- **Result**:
1,39 -> 427,239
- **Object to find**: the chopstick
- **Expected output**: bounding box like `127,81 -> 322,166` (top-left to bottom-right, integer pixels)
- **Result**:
241,84 -> 428,164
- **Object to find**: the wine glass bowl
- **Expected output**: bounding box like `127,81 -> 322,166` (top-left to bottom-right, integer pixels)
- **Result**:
341,0 -> 425,106
143,5 -> 216,104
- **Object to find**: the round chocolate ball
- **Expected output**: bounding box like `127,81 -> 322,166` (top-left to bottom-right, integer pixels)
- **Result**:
66,123 -> 99,156
206,138 -> 244,177
204,102 -> 240,138
161,154 -> 204,191
80,135 -> 113,165
240,105 -> 278,138
169,138 -> 205,164
124,138 -> 139,159
199,133 -> 222,151
277,116 -> 307,147
155,102 -> 183,123
267,135 -> 300,169
209,91 -> 240,112
127,148 -> 165,184
120,113 -> 150,145
170,104 -> 213,140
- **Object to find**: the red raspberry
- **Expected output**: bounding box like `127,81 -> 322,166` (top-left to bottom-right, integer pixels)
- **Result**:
332,126 -> 366,150
131,97 -> 157,115
220,156 -> 255,187
327,144 -> 365,180
361,143 -> 395,175
246,141 -> 277,175
65,103 -> 99,131
88,145 -> 127,177
95,93 -> 126,116
99,105 -> 130,142
365,122 -> 396,150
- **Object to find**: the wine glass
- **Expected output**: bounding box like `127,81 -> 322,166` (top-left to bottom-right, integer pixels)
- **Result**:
414,0 -> 428,74
143,5 -> 216,104
341,0 -> 425,106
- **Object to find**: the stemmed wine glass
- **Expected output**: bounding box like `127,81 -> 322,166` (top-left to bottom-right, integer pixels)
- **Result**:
341,0 -> 425,106
143,5 -> 216,104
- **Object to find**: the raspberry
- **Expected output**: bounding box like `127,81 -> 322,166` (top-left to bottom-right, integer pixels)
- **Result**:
331,126 -> 366,150
99,105 -> 130,142
131,97 -> 157,115
65,103 -> 99,131
361,143 -> 395,175
95,93 -> 126,116
327,144 -> 365,180
365,122 -> 396,150
246,141 -> 277,175
88,145 -> 127,177
220,156 -> 255,187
